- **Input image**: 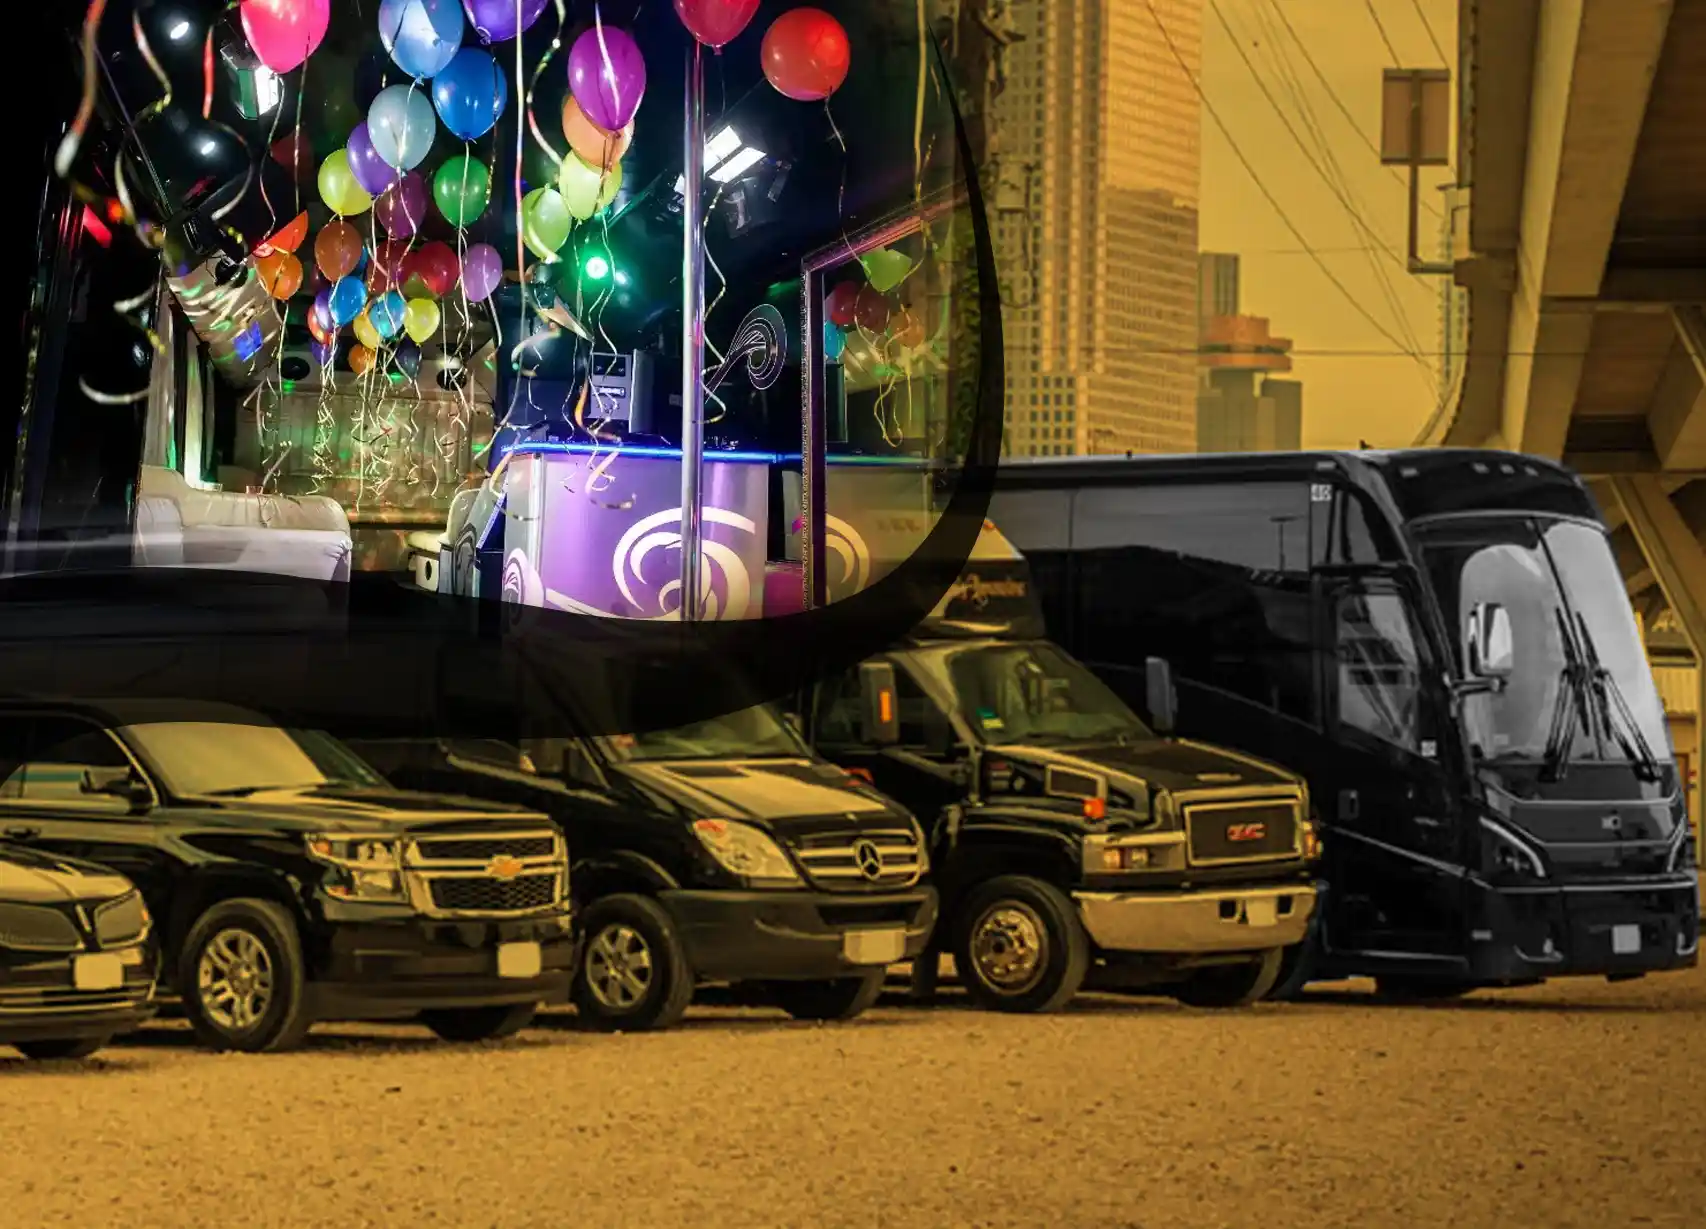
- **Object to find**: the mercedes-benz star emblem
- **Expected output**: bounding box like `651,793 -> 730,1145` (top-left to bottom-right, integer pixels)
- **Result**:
853,839 -> 885,882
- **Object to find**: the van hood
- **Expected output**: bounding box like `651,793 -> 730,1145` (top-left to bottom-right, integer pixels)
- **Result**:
192,784 -> 548,833
614,758 -> 910,831
989,737 -> 1301,798
0,843 -> 136,904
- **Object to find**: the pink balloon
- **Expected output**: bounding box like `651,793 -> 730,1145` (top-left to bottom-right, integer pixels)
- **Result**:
375,172 -> 428,237
460,243 -> 504,303
241,0 -> 332,74
673,0 -> 760,49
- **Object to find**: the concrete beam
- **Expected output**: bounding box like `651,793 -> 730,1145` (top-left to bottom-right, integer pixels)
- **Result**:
1498,0 -> 1675,458
1649,306 -> 1706,469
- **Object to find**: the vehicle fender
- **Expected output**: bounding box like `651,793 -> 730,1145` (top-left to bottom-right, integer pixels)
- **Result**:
164,866 -> 316,984
936,809 -> 1082,907
572,851 -> 681,902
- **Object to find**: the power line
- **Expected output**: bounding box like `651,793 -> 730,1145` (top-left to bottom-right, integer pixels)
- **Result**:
1363,0 -> 1402,62
1407,0 -> 1449,63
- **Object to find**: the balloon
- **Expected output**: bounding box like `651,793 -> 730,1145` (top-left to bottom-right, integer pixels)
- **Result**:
375,171 -> 429,237
257,211 -> 310,256
256,251 -> 303,299
557,151 -> 623,221
395,339 -> 423,380
822,320 -> 845,363
313,221 -> 363,280
353,310 -> 383,351
862,248 -> 912,294
379,0 -> 465,79
521,188 -> 573,262
402,242 -> 459,298
369,239 -> 408,293
241,0 -> 331,74
460,242 -> 503,302
433,154 -> 491,226
349,345 -> 377,375
432,48 -> 509,142
271,132 -> 315,181
310,337 -> 336,366
561,95 -> 633,172
404,297 -> 442,343
346,122 -> 403,197
368,84 -> 438,170
370,290 -> 408,339
853,286 -> 891,333
672,0 -> 760,49
329,275 -> 368,327
317,149 -> 373,216
891,308 -> 926,348
761,8 -> 851,102
568,26 -> 647,133
825,282 -> 859,328
310,288 -> 335,337
461,0 -> 547,44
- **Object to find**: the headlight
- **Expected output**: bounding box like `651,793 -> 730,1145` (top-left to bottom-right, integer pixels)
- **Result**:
306,834 -> 407,902
1301,815 -> 1323,863
1482,820 -> 1546,880
692,820 -> 801,887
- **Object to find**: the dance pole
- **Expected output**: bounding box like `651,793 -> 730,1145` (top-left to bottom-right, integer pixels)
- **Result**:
678,41 -> 708,622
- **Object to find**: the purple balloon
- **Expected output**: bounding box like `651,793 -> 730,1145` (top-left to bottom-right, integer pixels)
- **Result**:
568,26 -> 647,132
311,288 -> 334,334
311,337 -> 336,366
375,171 -> 428,237
346,122 -> 403,198
461,0 -> 547,44
460,242 -> 503,303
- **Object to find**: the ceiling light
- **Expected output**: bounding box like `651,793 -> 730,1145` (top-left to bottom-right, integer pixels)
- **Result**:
705,127 -> 741,167
710,147 -> 765,184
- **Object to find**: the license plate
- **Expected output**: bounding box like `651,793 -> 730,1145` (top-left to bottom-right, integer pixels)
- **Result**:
1244,897 -> 1279,927
842,928 -> 905,966
72,953 -> 124,992
1612,924 -> 1642,955
496,941 -> 542,979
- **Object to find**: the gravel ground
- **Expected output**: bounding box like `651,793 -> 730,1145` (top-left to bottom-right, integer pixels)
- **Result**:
5,965 -> 1704,1229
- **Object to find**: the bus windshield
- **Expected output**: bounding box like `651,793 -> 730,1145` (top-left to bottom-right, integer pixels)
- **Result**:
935,642 -> 1154,747
1416,516 -> 1672,772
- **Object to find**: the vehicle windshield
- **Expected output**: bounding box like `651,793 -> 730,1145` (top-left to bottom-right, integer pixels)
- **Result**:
941,642 -> 1154,747
1417,516 -> 1672,770
600,704 -> 812,764
123,722 -> 388,796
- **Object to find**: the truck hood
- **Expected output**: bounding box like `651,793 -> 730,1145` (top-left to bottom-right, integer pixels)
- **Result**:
188,784 -> 548,833
614,758 -> 909,830
0,843 -> 136,904
991,737 -> 1300,798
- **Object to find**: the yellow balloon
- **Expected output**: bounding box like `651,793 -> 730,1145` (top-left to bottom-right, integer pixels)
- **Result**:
318,149 -> 372,217
403,297 -> 441,343
352,309 -> 383,351
557,151 -> 621,222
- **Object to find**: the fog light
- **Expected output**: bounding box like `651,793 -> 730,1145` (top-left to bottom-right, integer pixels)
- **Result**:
1101,847 -> 1122,871
1124,848 -> 1151,869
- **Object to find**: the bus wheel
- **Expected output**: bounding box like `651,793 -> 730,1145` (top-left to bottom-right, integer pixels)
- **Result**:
1373,976 -> 1474,1003
1173,948 -> 1284,1008
953,876 -> 1090,1014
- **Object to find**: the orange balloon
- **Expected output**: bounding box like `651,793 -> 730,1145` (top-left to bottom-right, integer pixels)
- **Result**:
263,211 -> 310,255
891,308 -> 925,348
348,345 -> 376,375
561,95 -> 633,172
314,220 -> 363,280
255,250 -> 303,300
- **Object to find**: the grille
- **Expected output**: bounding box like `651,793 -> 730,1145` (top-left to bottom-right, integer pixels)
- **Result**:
427,873 -> 560,914
793,829 -> 923,891
412,835 -> 558,861
0,981 -> 152,1016
1184,801 -> 1301,865
94,892 -> 148,948
0,903 -> 82,952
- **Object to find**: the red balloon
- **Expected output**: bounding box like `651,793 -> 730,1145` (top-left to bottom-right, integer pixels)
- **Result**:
369,239 -> 408,293
761,9 -> 850,102
673,0 -> 760,49
402,241 -> 459,300
825,281 -> 859,328
270,132 -> 315,182
853,286 -> 891,334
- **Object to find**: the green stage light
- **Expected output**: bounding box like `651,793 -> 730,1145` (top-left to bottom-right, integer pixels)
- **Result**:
584,255 -> 610,281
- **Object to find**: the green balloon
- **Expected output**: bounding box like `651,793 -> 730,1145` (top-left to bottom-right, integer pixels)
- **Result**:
433,155 -> 491,227
522,188 -> 573,262
557,151 -> 622,223
862,248 -> 913,293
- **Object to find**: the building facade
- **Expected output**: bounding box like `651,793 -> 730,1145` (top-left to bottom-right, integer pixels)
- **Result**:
992,0 -> 1202,458
1194,253 -> 1304,452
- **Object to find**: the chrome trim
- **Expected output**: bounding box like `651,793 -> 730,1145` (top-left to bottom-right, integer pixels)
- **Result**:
1678,931 -> 1698,959
397,828 -> 570,919
793,828 -> 924,888
1073,884 -> 1316,954
0,903 -> 83,952
1480,816 -> 1548,878
1181,795 -> 1305,867
1043,764 -> 1106,801
1331,826 -> 1467,878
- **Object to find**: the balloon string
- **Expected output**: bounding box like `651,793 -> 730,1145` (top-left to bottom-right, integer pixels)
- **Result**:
55,0 -> 106,179
525,0 -> 571,172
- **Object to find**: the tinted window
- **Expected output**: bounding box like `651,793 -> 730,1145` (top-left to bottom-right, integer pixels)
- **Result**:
1072,482 -> 1311,574
1313,488 -> 1400,567
0,716 -> 133,807
815,663 -> 946,749
1336,590 -> 1422,753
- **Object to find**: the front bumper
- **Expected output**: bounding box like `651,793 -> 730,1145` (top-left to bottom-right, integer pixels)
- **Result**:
0,947 -> 158,1045
308,908 -> 578,1021
1470,875 -> 1699,981
661,886 -> 939,983
1074,883 -> 1317,954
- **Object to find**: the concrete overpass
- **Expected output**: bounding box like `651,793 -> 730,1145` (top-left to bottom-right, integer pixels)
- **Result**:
1428,0 -> 1705,812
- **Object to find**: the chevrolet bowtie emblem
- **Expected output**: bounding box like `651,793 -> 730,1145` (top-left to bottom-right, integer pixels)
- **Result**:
486,855 -> 526,881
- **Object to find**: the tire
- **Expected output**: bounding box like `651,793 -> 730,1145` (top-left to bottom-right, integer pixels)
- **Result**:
1374,976 -> 1474,1003
571,894 -> 694,1032
1266,940 -> 1313,1002
1173,948 -> 1285,1008
179,897 -> 314,1053
953,875 -> 1090,1014
13,1035 -> 111,1061
765,972 -> 885,1022
419,1003 -> 538,1042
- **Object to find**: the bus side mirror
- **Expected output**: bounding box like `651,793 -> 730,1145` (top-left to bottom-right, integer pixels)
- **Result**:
859,662 -> 901,747
1145,657 -> 1177,735
1466,603 -> 1514,679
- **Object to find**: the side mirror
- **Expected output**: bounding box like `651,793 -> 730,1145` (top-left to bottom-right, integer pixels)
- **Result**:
1465,602 -> 1514,679
1145,657 -> 1178,736
81,768 -> 149,808
859,661 -> 901,746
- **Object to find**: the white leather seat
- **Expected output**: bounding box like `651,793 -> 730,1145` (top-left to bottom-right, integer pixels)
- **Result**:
131,465 -> 353,582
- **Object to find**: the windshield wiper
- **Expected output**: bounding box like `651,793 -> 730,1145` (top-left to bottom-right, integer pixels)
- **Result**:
1572,612 -> 1662,782
1540,607 -> 1592,783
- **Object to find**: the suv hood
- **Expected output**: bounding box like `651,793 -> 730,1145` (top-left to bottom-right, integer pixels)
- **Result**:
615,758 -> 910,831
990,738 -> 1300,798
192,784 -> 549,833
0,843 -> 136,904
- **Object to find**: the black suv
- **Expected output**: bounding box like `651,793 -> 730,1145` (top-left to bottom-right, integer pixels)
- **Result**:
351,700 -> 939,1031
0,700 -> 576,1051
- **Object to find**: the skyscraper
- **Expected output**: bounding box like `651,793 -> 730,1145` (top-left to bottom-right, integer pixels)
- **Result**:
991,0 -> 1203,457
1195,252 -> 1305,452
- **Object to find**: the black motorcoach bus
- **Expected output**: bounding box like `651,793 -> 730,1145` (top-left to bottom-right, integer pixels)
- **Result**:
984,448 -> 1699,999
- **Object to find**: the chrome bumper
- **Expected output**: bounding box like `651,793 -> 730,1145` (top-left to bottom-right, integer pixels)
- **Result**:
1073,884 -> 1317,954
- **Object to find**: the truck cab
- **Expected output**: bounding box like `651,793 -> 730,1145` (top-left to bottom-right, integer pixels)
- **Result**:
803,522 -> 1322,1011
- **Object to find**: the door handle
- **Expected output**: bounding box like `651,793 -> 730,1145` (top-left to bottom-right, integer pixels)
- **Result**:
3,825 -> 42,841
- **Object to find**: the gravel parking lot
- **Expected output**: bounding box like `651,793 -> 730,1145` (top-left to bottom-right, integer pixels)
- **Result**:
6,963 -> 1704,1229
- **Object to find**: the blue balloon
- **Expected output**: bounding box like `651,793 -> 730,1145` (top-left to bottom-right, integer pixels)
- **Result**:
379,0 -> 465,80
432,48 -> 508,142
823,320 -> 846,363
368,85 -> 438,170
370,291 -> 408,340
329,276 -> 368,328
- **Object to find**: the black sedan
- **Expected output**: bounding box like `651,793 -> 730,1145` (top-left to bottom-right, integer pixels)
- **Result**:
1,842 -> 157,1060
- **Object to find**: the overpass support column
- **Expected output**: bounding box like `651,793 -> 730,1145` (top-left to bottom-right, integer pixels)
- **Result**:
1612,476 -> 1706,855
